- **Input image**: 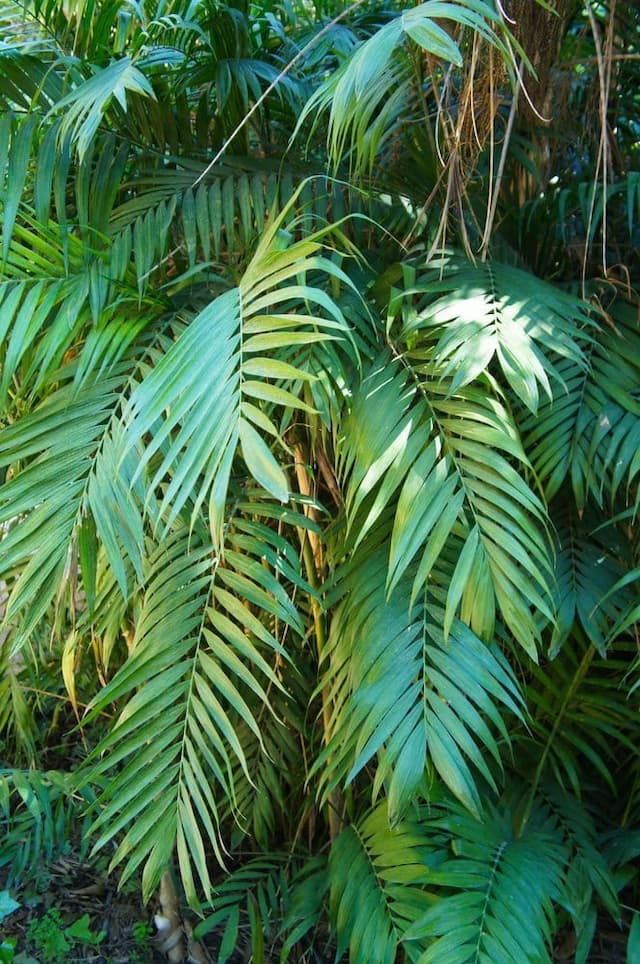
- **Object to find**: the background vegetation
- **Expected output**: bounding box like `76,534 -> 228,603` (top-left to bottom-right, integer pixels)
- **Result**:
0,0 -> 639,960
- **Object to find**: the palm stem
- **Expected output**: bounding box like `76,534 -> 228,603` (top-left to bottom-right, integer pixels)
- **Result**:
518,643 -> 596,833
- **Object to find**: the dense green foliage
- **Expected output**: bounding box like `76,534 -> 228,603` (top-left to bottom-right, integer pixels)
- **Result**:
0,0 -> 639,960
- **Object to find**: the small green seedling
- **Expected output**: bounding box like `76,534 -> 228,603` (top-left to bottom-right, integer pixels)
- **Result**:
26,909 -> 105,963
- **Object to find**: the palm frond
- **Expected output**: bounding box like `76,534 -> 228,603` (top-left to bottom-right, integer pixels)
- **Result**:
194,856 -> 294,963
523,298 -> 640,509
296,0 -> 511,179
405,799 -> 567,964
0,1 -> 63,111
318,549 -> 525,820
0,212 -> 155,398
0,768 -> 94,889
400,256 -> 589,414
524,636 -> 638,800
221,512 -> 317,847
117,200 -> 354,548
280,856 -> 329,961
540,784 -> 620,946
48,57 -> 155,161
0,647 -> 38,763
338,349 -> 554,655
107,161 -> 376,288
549,503 -> 634,656
84,512 -> 303,904
328,803 -> 434,963
0,368 -> 133,648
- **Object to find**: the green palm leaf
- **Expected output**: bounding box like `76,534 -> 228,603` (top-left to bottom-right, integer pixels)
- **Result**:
117,202 -> 353,548
525,636 -> 638,799
549,503 -> 634,656
0,368 -> 132,648
540,784 -> 620,951
329,803 -> 434,964
84,511 -> 303,904
318,550 -> 525,820
297,0 -> 511,179
524,299 -> 640,509
338,351 -> 554,655
194,856 -> 294,963
0,213 -> 154,398
109,163 -> 365,282
405,800 -> 566,964
48,57 -> 155,160
401,256 -> 589,413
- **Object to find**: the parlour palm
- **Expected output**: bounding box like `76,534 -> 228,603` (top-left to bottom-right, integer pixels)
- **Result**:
1,0 -> 640,962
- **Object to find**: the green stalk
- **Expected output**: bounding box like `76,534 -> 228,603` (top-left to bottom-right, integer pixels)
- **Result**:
517,644 -> 595,833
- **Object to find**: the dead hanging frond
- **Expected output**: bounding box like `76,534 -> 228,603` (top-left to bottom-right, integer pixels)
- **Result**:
584,0 -> 616,285
448,0 -> 575,257
406,6 -> 535,259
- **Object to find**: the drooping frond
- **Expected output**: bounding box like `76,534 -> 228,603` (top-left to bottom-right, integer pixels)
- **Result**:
116,202 -> 354,549
318,549 -> 525,820
398,255 -> 589,413
539,784 -> 620,950
108,163 -> 370,283
404,800 -> 567,964
549,502 -> 634,656
337,349 -> 554,655
0,367 -> 134,647
525,636 -> 639,800
0,212 -> 155,397
523,298 -> 640,509
297,0 -> 512,179
48,57 -> 156,161
84,511 -> 304,904
328,803 -> 434,963
221,510 -> 319,847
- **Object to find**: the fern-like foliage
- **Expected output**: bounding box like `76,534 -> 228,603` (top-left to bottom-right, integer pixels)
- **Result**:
0,769 -> 95,888
84,516 -> 303,903
404,800 -> 567,964
0,367 -> 133,646
318,549 -> 525,820
114,203 -> 354,547
548,502 -> 635,656
328,803 -> 434,963
337,342 -> 554,655
397,256 -> 589,413
1,1 -> 639,960
297,0 -> 513,179
523,298 -> 640,509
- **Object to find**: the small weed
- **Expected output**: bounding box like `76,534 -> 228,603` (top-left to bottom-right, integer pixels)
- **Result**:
26,909 -> 70,960
130,920 -> 154,963
26,908 -> 105,963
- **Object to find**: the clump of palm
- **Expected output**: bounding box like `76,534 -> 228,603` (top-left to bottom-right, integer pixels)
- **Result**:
1,0 -> 639,962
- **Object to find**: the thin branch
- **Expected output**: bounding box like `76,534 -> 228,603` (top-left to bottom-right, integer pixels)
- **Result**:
583,0 -> 615,287
479,60 -> 522,261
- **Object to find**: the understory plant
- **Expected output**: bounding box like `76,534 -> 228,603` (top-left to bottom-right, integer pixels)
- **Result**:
0,0 -> 639,961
